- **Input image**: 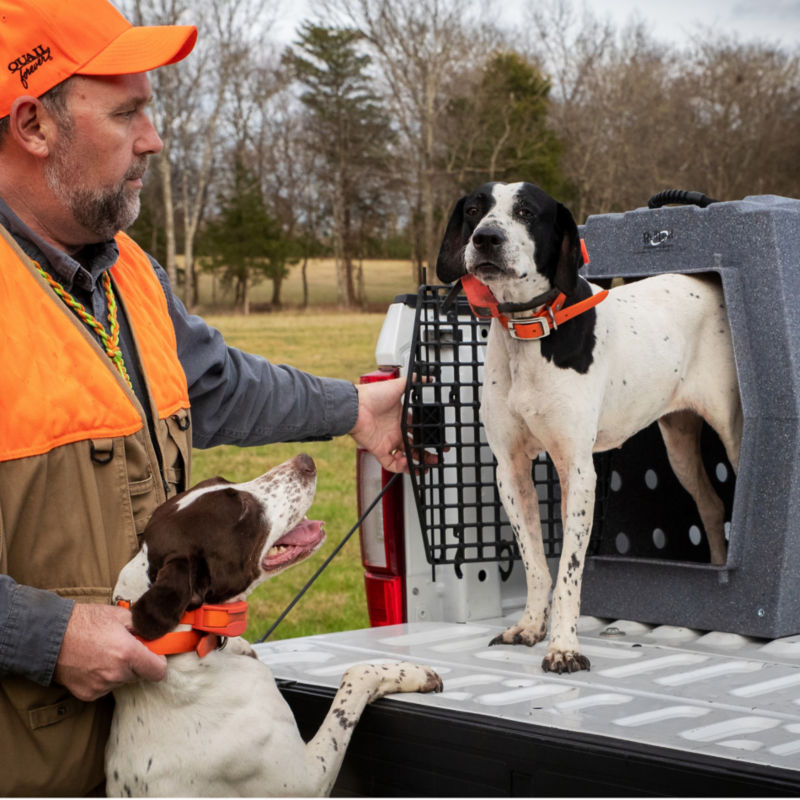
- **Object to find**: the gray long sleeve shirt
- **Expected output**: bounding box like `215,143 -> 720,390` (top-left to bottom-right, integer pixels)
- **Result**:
0,197 -> 359,685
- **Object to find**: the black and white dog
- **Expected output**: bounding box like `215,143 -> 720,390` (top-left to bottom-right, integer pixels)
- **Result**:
437,182 -> 742,673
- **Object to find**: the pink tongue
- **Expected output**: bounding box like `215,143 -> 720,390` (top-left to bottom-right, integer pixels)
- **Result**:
276,519 -> 324,547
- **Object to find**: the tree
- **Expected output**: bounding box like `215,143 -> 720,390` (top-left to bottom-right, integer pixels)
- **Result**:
250,67 -> 330,309
671,37 -> 800,200
201,161 -> 293,314
522,0 -> 800,219
521,0 -> 660,219
441,51 -> 562,193
314,0 -> 499,281
124,0 -> 277,308
289,22 -> 395,307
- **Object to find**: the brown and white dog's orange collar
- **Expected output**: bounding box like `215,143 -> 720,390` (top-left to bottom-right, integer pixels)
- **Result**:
117,599 -> 248,658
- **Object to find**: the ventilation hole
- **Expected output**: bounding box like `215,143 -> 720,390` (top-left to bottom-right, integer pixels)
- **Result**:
716,462 -> 729,482
652,528 -> 667,549
688,525 -> 703,546
645,469 -> 658,490
615,532 -> 630,554
478,570 -> 487,582
610,471 -> 623,492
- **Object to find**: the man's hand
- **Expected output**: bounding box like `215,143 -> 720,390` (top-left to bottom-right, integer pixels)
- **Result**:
349,376 -> 438,473
53,603 -> 167,701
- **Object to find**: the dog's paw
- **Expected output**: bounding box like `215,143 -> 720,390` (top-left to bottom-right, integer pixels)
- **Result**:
407,665 -> 444,695
541,650 -> 591,674
421,666 -> 444,694
344,662 -> 443,701
489,623 -> 547,647
394,662 -> 443,694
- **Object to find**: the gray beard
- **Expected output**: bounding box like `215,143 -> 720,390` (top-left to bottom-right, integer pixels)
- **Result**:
44,149 -> 144,241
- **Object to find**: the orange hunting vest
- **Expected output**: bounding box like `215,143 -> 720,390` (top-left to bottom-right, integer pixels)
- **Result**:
0,226 -> 192,796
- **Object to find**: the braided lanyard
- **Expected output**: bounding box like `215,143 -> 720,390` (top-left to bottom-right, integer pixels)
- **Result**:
35,262 -> 133,390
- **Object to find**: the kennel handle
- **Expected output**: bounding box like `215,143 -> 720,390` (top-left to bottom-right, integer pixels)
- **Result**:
648,190 -> 719,209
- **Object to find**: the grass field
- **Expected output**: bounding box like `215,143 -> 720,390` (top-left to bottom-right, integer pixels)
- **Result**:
196,256 -> 420,312
190,306 -> 397,643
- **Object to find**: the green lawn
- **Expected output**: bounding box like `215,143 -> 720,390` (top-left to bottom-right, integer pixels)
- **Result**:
196,256 -> 419,312
190,310 -> 392,642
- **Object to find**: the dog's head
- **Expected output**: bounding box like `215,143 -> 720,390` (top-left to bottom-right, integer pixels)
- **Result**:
436,182 -> 582,302
113,454 -> 324,640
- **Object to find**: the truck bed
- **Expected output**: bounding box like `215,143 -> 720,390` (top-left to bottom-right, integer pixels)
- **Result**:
254,617 -> 800,796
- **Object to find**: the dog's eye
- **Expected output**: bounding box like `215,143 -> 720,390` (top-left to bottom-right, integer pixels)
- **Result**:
517,207 -> 533,219
465,206 -> 479,217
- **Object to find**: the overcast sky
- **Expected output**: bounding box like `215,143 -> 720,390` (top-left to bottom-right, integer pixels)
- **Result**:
579,0 -> 800,47
271,0 -> 800,49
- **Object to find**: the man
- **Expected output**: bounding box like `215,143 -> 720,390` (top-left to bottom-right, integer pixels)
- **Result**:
0,1 -> 417,794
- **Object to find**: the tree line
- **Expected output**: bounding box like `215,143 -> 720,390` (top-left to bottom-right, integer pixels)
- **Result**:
124,0 -> 800,312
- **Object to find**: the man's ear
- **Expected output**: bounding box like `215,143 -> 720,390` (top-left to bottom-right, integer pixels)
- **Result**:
436,196 -> 468,284
7,96 -> 57,157
132,555 -> 208,640
552,202 -> 581,295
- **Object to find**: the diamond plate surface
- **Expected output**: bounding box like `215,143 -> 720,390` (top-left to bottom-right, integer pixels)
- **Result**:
255,617 -> 800,774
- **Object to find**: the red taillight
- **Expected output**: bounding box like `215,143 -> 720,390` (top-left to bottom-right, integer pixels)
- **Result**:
360,367 -> 399,384
363,575 -> 404,627
357,367 -> 406,626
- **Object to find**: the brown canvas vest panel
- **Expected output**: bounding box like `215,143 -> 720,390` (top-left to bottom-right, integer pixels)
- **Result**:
0,228 -> 191,796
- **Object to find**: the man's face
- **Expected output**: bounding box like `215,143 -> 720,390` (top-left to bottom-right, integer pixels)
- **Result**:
43,73 -> 162,243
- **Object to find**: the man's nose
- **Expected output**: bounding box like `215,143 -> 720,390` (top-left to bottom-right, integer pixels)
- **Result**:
136,112 -> 163,156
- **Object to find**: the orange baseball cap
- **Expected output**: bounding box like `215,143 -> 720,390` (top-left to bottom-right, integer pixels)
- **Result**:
0,0 -> 197,118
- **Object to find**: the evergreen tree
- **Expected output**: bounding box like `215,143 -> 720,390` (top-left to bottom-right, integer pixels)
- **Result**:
201,160 -> 294,313
290,22 -> 395,307
443,51 -> 563,193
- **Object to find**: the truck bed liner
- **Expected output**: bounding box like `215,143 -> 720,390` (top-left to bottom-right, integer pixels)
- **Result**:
255,618 -> 800,795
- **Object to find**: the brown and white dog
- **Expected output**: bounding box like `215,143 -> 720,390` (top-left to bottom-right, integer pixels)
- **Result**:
107,454 -> 442,796
437,182 -> 742,674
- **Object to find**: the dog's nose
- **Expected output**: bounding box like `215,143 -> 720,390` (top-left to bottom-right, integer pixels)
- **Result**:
472,226 -> 506,251
293,453 -> 316,476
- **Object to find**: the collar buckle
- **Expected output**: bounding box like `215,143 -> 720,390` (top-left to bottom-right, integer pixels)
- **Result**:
507,315 -> 551,340
507,297 -> 562,340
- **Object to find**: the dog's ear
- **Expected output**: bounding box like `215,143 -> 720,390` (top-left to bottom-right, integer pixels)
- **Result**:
132,555 -> 208,640
552,202 -> 581,295
436,196 -> 468,284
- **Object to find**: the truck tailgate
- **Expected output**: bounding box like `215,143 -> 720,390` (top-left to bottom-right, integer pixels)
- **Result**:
254,617 -> 800,796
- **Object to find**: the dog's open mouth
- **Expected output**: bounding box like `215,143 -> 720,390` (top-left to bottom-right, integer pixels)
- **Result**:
262,519 -> 325,572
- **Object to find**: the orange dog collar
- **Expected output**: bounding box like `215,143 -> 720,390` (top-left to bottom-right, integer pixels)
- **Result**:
460,240 -> 606,340
117,599 -> 248,658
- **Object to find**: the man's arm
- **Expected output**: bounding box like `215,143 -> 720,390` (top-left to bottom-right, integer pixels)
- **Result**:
152,260 -> 437,473
0,575 -> 166,699
153,261 -> 359,449
0,575 -> 72,684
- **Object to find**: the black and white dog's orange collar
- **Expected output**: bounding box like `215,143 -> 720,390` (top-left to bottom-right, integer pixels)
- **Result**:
461,274 -> 608,341
451,239 -> 605,340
